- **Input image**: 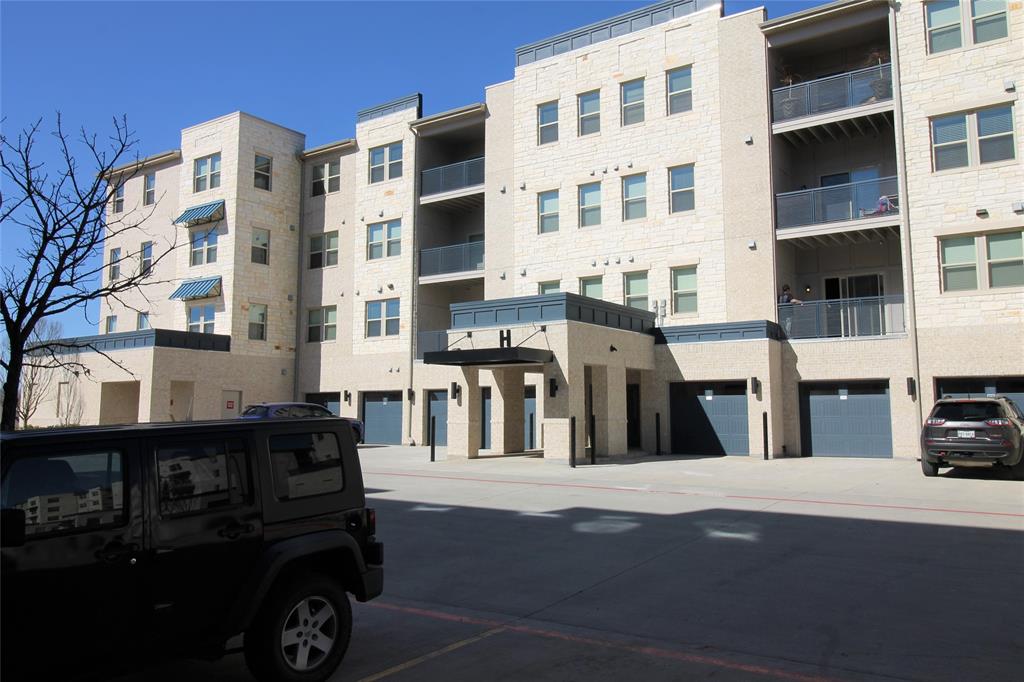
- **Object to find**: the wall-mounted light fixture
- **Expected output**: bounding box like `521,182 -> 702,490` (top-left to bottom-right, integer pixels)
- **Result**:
748,240 -> 757,250
344,390 -> 352,404
744,135 -> 754,145
520,181 -> 526,190
549,377 -> 558,398
450,382 -> 461,400
804,284 -> 812,294
520,268 -> 526,276
407,388 -> 415,402
976,208 -> 989,217
906,376 -> 916,398
609,345 -> 618,353
750,376 -> 760,394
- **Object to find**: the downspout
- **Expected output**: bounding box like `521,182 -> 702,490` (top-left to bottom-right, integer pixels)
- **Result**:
406,125 -> 420,444
888,1 -> 924,427
292,157 -> 307,402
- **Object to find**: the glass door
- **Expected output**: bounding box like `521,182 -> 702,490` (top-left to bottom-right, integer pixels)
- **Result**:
824,274 -> 884,337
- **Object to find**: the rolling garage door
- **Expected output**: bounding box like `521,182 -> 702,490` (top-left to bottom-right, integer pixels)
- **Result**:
426,390 -> 448,446
935,377 -> 1024,414
362,392 -> 403,444
670,382 -> 749,455
800,382 -> 892,458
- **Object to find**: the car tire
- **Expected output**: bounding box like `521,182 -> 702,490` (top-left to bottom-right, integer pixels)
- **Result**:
244,573 -> 352,682
920,457 -> 940,477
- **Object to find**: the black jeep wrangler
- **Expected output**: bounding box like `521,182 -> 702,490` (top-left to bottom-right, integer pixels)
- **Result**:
0,418 -> 382,681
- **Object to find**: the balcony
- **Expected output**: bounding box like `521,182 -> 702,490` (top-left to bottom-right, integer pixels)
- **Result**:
420,242 -> 484,279
416,330 -> 449,360
420,157 -> 484,202
779,295 -> 905,340
776,176 -> 898,233
773,64 -> 892,125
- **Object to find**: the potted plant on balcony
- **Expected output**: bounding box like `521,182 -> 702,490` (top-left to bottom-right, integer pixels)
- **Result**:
776,64 -> 804,120
861,46 -> 892,103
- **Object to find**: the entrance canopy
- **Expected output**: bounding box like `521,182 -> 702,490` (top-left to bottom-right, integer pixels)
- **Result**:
423,347 -> 553,367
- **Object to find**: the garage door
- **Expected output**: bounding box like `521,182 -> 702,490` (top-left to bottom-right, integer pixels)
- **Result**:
670,382 -> 749,455
427,390 -> 448,446
799,382 -> 892,458
936,377 -> 1024,413
362,392 -> 403,444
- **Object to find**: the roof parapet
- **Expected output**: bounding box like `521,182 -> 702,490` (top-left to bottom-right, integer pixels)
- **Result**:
356,93 -> 423,124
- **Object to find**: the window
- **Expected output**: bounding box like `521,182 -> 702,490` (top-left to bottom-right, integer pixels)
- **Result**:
248,304 -> 267,341
251,228 -> 270,265
307,306 -> 337,342
666,66 -> 693,115
927,1 -> 1007,53
624,272 -> 649,310
188,304 -> 215,334
669,165 -> 695,213
578,91 -> 600,136
940,236 -> 978,291
268,432 -> 343,500
622,174 -> 646,220
309,231 -> 339,269
193,153 -> 221,193
671,266 -> 698,314
140,241 -> 153,276
144,173 -> 156,206
926,1 -> 962,53
987,231 -> 1024,288
538,190 -> 559,234
369,142 -> 402,183
108,248 -> 121,281
366,299 -> 399,337
537,101 -> 558,145
621,79 -> 645,126
367,219 -> 401,259
977,106 -> 1015,164
190,228 -> 218,266
157,439 -> 249,517
105,316 -> 117,334
932,113 -> 968,170
112,184 -> 124,213
538,281 -> 560,295
137,312 -> 150,330
580,276 -> 603,299
254,154 -> 272,191
971,0 -> 1008,44
311,160 -> 340,196
579,182 -> 601,228
1,451 -> 124,536
932,106 -> 1015,170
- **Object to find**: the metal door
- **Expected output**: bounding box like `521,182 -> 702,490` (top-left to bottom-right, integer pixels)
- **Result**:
427,390 -> 448,447
626,384 -> 642,448
936,377 -> 1024,414
670,382 -> 749,455
362,392 -> 403,444
800,382 -> 892,457
481,387 -> 492,450
524,386 -> 537,450
221,390 -> 242,418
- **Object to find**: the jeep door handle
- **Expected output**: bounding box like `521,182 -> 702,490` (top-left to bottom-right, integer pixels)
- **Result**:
96,542 -> 138,563
217,522 -> 255,540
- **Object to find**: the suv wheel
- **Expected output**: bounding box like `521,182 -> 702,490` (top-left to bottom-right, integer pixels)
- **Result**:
245,573 -> 352,682
921,457 -> 940,477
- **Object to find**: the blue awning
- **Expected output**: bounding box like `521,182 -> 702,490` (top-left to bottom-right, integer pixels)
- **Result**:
169,276 -> 222,300
173,200 -> 225,226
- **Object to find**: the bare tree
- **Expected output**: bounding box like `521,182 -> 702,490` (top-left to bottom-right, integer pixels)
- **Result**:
15,319 -> 62,428
0,114 -> 180,430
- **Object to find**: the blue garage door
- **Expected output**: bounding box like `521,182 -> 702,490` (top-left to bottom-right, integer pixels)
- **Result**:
800,382 -> 892,458
362,392 -> 403,444
935,377 -> 1024,414
427,390 -> 448,446
524,386 -> 537,450
670,382 -> 749,455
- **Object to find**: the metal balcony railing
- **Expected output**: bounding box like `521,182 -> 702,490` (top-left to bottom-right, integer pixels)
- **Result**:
772,64 -> 892,123
779,295 -> 905,340
416,330 -> 449,359
421,157 -> 485,197
776,176 -> 898,230
420,242 -> 485,277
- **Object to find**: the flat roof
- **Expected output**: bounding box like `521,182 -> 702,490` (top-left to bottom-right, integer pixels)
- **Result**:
301,138 -> 357,160
410,103 -> 486,130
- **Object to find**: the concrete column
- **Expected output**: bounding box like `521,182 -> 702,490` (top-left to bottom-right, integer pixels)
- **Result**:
606,364 -> 628,456
640,369 -> 665,455
447,368 -> 481,459
490,368 -> 525,454
587,365 -> 608,456
542,359 -> 585,463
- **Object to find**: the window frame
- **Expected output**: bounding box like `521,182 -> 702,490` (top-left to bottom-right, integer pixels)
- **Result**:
137,311 -> 150,330
577,91 -> 600,136
193,153 -> 221,193
538,281 -> 560,295
538,190 -> 560,234
971,0 -> 1008,45
307,305 -> 337,343
248,303 -> 268,341
537,101 -> 559,145
311,159 -> 340,196
926,0 -> 1009,54
140,241 -> 153,276
624,271 -> 649,311
309,231 -> 339,269
251,228 -> 270,265
579,276 -> 603,300
622,173 -> 647,221
105,315 -> 117,334
108,247 -> 121,281
578,182 -> 601,228
931,105 -> 1015,171
668,165 -> 695,214
621,78 -> 645,126
926,0 -> 963,53
143,173 -> 156,206
190,228 -> 218,266
666,66 -> 693,115
671,265 -> 698,315
187,304 -> 216,334
112,184 -> 125,214
365,298 -> 400,338
368,142 -> 403,183
985,230 -> 1024,288
367,219 -> 401,260
254,154 -> 272,191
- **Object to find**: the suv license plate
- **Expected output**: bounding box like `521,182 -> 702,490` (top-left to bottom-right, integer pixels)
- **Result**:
957,430 -> 975,438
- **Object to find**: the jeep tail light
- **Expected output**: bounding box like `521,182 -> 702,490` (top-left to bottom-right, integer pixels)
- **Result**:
926,418 -> 946,426
366,508 -> 376,536
985,418 -> 1010,427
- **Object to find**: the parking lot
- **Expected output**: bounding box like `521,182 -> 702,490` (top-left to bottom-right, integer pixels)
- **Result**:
115,448 -> 1023,681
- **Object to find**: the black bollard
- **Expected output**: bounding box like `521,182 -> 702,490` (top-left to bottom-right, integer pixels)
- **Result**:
655,412 -> 661,456
762,411 -> 769,461
430,416 -> 436,462
570,416 -> 576,468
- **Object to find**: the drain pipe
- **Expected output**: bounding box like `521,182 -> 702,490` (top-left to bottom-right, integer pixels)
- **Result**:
292,157 -> 307,402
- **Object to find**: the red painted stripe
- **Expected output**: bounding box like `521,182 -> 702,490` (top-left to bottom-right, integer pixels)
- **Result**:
363,469 -> 1024,518
368,601 -> 837,682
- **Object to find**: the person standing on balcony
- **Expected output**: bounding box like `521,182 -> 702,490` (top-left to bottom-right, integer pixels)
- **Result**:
778,285 -> 803,336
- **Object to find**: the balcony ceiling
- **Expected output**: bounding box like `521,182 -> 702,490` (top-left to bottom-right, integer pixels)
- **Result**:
419,189 -> 484,211
778,109 -> 893,147
784,224 -> 899,250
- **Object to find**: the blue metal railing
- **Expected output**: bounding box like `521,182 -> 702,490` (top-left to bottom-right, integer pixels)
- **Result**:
421,157 -> 485,197
772,64 -> 892,123
420,242 -> 485,277
416,330 -> 449,359
778,295 -> 905,340
776,176 -> 898,230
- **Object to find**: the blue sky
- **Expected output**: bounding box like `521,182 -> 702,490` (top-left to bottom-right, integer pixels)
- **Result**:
1,0 -> 827,337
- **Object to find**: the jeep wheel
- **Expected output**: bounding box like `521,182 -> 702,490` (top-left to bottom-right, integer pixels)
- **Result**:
245,573 -> 352,682
921,458 -> 940,477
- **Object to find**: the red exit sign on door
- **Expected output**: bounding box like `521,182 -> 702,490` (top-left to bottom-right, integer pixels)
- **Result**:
226,400 -> 235,409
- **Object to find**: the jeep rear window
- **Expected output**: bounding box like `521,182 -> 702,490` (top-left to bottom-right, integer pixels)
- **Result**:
156,439 -> 250,517
931,402 -> 1004,421
268,432 -> 344,500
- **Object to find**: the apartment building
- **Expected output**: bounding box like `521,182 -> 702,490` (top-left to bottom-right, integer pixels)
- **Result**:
30,0 -> 1022,465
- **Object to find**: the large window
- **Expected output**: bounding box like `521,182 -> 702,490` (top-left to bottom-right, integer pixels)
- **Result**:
268,432 -> 343,500
144,173 -> 156,206
108,247 -> 121,281
254,154 -> 272,191
537,101 -> 558,145
671,266 -> 698,314
366,299 -> 399,337
622,174 -> 646,221
986,231 -> 1024,288
932,105 -> 1015,170
367,219 -> 401,260
669,165 -> 695,213
105,316 -> 117,334
193,153 -> 221,193
311,160 -> 340,196
578,182 -> 601,228
251,228 -> 270,265
307,306 -> 337,342
248,304 -> 267,341
538,190 -> 559,234
188,304 -> 215,334
190,228 -> 218,266
977,107 -> 1015,164
621,79 -> 645,126
927,1 -> 1007,53
309,231 -> 338,269
971,0 -> 1008,43
624,272 -> 649,310
157,439 -> 249,517
369,142 -> 402,183
666,66 -> 693,115
140,241 -> 153,276
926,1 -> 963,53
538,281 -> 560,295
580,276 -> 603,299
578,91 -> 600,136
112,184 -> 124,213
